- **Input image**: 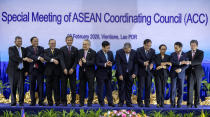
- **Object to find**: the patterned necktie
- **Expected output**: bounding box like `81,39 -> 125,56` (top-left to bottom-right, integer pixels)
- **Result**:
68,46 -> 71,54
84,50 -> 87,59
18,47 -> 23,69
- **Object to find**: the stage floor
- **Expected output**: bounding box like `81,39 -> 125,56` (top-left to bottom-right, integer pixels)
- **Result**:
0,103 -> 209,115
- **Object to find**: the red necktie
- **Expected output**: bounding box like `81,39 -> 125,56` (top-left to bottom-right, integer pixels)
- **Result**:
84,51 -> 87,59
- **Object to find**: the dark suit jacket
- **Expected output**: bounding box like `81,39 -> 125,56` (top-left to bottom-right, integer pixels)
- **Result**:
115,49 -> 138,77
60,45 -> 78,71
153,54 -> 170,78
186,49 -> 204,78
26,45 -> 45,74
170,52 -> 189,79
78,48 -> 96,73
136,47 -> 155,77
44,48 -> 62,76
6,46 -> 28,78
96,50 -> 115,80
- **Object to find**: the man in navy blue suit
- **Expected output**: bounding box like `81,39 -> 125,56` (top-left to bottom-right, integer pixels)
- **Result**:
26,37 -> 45,106
136,39 -> 155,107
115,42 -> 137,107
170,42 -> 189,108
96,41 -> 115,107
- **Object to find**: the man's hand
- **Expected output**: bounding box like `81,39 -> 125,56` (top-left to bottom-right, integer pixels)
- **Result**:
156,66 -> 162,70
119,75 -> 123,80
23,57 -> 28,61
144,61 -> 149,66
25,72 -> 28,76
82,57 -> 86,63
69,68 -> 74,75
64,68 -> 68,75
39,57 -> 45,63
150,64 -> 153,70
27,58 -> 33,63
79,60 -> 83,66
53,59 -> 59,65
175,68 -> 182,73
107,61 -> 112,67
132,74 -> 136,79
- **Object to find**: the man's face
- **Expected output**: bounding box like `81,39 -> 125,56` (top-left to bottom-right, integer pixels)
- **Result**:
102,45 -> 110,53
83,41 -> 90,50
174,45 -> 182,53
15,39 -> 22,47
49,40 -> 56,49
159,46 -> 166,54
31,38 -> 38,47
66,37 -> 73,46
190,43 -> 197,51
144,42 -> 152,51
124,47 -> 131,53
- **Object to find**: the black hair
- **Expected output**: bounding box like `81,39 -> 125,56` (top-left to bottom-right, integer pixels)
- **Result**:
159,44 -> 167,49
143,39 -> 152,44
102,41 -> 110,47
49,39 -> 55,43
66,35 -> 73,40
190,40 -> 198,46
15,36 -> 22,41
174,42 -> 183,48
30,36 -> 37,42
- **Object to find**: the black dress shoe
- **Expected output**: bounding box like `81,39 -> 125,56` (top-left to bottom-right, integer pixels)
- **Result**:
194,105 -> 199,108
19,103 -> 24,106
138,103 -> 144,107
79,104 -> 84,107
63,103 -> 67,106
39,102 -> 46,106
100,103 -> 104,107
71,103 -> 76,107
170,104 -> 175,108
126,104 -> 134,107
160,104 -> 164,108
108,103 -> 115,107
118,103 -> 123,107
145,104 -> 150,107
177,104 -> 181,108
11,103 -> 16,106
87,104 -> 92,107
30,103 -> 36,106
56,103 -> 60,106
48,103 -> 53,106
187,104 -> 192,108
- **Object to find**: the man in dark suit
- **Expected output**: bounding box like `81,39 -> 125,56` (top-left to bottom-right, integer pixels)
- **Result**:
186,40 -> 204,108
115,42 -> 137,107
26,37 -> 45,106
44,39 -> 62,106
6,36 -> 32,106
96,41 -> 115,107
170,42 -> 189,108
78,39 -> 96,107
60,36 -> 78,106
136,39 -> 155,107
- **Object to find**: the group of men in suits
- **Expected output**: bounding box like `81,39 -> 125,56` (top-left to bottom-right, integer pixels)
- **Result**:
7,36 -> 204,108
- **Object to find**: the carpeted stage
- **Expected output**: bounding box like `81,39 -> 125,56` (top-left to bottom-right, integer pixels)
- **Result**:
0,104 -> 209,115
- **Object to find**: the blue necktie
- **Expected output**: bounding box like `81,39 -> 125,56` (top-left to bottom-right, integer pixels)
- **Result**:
105,53 -> 108,61
18,47 -> 23,69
